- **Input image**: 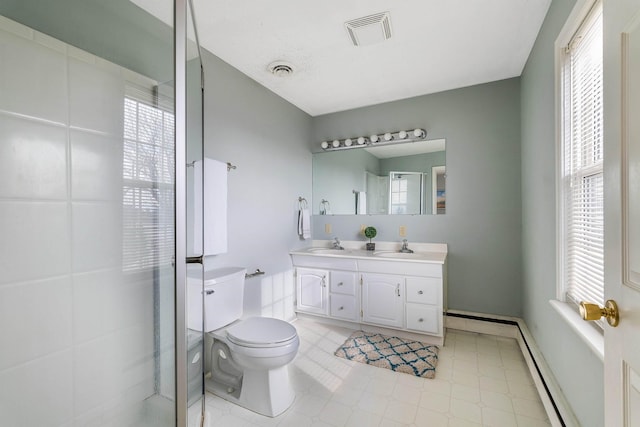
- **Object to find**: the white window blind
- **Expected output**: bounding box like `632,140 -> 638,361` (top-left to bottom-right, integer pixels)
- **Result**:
561,2 -> 604,308
122,84 -> 175,272
390,177 -> 408,214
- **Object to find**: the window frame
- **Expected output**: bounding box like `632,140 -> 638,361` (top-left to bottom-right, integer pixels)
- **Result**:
122,82 -> 176,273
555,0 -> 604,323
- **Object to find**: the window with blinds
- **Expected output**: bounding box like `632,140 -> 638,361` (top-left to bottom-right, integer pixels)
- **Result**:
561,2 -> 604,312
122,85 -> 175,272
390,177 -> 408,214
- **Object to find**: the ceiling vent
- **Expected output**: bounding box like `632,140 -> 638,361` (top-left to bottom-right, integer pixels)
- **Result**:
345,12 -> 392,47
268,61 -> 295,77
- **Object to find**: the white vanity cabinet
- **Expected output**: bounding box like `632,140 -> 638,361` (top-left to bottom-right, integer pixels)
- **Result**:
361,273 -> 404,328
295,267 -> 329,316
290,243 -> 447,344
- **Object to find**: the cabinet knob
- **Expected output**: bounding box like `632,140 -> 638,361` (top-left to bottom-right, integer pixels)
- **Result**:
337,282 -> 343,286
418,318 -> 424,322
339,306 -> 344,310
418,290 -> 424,295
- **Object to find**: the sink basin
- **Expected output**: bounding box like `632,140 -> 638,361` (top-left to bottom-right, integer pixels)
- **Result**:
373,251 -> 425,259
307,248 -> 351,255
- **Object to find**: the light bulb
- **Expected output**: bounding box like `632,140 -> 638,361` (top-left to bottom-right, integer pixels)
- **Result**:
332,139 -> 340,148
370,134 -> 379,143
384,132 -> 393,141
398,130 -> 407,139
321,141 -> 329,149
344,138 -> 353,147
357,137 -> 366,145
413,128 -> 425,138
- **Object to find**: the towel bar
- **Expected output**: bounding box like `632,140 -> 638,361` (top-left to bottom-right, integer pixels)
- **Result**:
246,269 -> 265,278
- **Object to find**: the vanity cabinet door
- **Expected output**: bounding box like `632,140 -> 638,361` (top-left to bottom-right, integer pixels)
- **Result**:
361,273 -> 404,328
296,268 -> 328,316
330,294 -> 358,321
406,303 -> 440,334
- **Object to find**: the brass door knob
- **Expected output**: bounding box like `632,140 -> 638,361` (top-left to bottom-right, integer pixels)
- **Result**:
579,300 -> 620,327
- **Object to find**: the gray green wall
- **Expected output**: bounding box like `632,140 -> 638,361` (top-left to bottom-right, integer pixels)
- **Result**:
199,50 -> 313,317
520,0 -> 604,425
313,149 -> 380,214
312,78 -> 523,317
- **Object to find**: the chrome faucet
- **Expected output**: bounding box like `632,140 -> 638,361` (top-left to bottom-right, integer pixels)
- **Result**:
399,239 -> 414,253
332,237 -> 344,250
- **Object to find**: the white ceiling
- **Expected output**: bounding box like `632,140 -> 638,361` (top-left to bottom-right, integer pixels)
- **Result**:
133,0 -> 551,117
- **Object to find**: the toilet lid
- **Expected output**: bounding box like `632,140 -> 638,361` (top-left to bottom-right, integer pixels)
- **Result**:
226,317 -> 297,347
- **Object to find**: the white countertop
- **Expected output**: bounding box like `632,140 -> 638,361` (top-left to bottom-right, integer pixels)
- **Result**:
290,240 -> 447,264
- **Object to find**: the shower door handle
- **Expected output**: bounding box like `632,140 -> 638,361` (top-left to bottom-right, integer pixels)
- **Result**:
186,255 -> 203,264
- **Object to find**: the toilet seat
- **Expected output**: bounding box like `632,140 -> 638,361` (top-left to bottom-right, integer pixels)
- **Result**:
226,317 -> 298,348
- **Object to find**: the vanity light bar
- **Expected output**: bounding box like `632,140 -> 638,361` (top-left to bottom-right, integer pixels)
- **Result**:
320,128 -> 427,151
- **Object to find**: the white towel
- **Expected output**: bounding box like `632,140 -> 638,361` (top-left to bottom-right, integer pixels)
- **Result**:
298,208 -> 311,239
356,191 -> 367,215
193,158 -> 228,255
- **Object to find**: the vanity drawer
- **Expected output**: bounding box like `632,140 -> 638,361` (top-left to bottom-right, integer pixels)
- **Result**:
405,303 -> 440,335
330,294 -> 358,321
330,271 -> 357,295
405,277 -> 440,305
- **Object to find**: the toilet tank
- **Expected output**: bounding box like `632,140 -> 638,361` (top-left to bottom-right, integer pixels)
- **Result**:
187,267 -> 247,332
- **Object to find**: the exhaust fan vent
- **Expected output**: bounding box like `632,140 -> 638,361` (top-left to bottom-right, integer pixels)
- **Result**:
345,12 -> 392,47
268,61 -> 295,77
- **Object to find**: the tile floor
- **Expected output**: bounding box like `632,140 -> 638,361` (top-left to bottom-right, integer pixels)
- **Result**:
195,318 -> 552,427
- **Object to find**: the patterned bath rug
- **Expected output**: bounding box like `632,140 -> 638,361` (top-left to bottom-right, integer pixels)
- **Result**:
334,331 -> 439,379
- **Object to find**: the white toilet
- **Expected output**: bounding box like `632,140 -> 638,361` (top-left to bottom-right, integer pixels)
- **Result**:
187,267 -> 299,417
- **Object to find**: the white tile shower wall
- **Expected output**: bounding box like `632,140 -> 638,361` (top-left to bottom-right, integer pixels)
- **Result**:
0,115 -> 68,200
0,16 -> 157,426
0,26 -> 69,124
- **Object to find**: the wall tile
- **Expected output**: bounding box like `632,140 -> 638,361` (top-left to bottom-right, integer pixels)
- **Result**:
73,335 -> 122,417
0,277 -> 73,371
72,269 -> 119,344
0,15 -> 34,39
0,350 -> 73,426
68,57 -> 124,136
0,201 -> 70,284
71,129 -> 123,201
0,28 -> 68,124
73,270 -> 155,344
0,114 -> 68,200
71,202 -> 122,272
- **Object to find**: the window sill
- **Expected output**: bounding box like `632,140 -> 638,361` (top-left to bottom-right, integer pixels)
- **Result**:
549,299 -> 604,362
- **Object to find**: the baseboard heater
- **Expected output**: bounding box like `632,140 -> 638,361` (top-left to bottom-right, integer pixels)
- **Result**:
446,312 -> 566,427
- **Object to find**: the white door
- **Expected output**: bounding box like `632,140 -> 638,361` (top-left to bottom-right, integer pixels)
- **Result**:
602,2 -> 640,424
296,268 -> 328,316
362,273 -> 404,328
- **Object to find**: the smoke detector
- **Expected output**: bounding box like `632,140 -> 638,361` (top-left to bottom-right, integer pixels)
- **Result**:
345,12 -> 392,47
268,61 -> 295,77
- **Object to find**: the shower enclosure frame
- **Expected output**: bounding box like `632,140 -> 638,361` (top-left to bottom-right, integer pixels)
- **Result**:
175,0 -> 189,425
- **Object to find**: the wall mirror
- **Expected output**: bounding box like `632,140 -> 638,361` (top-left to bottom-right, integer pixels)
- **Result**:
312,139 -> 446,215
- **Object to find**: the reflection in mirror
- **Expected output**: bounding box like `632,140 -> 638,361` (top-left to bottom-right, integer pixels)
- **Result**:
313,139 -> 445,215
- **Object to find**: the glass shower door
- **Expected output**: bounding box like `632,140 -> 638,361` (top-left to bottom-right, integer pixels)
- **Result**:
0,0 -> 186,425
